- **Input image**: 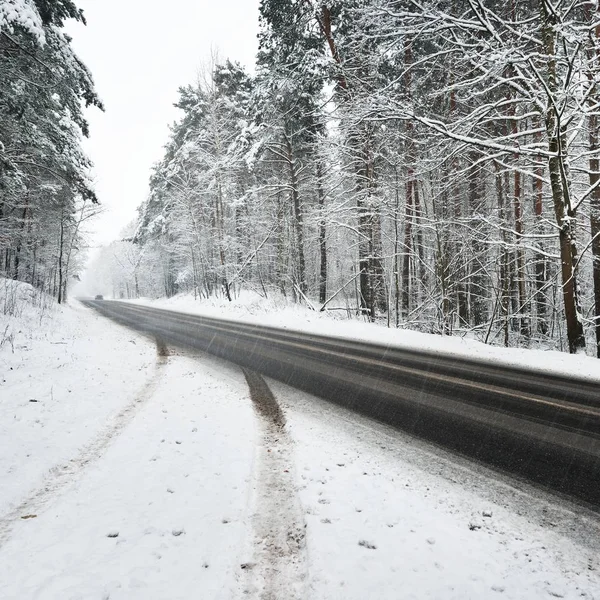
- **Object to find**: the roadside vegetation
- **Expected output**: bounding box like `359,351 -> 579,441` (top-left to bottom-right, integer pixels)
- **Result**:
95,1 -> 600,356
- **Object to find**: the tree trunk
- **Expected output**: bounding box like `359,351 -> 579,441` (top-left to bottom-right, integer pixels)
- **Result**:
590,113 -> 600,358
215,172 -> 232,302
495,161 -> 510,346
585,4 -> 600,357
541,3 -> 585,353
413,177 -> 426,305
402,172 -> 413,319
356,170 -> 372,317
284,135 -> 307,295
57,211 -> 64,304
546,133 -> 585,353
402,41 -> 415,320
512,154 -> 529,338
316,160 -> 327,304
468,157 -> 488,327
276,190 -> 287,297
394,167 -> 401,328
533,126 -> 548,336
371,198 -> 387,314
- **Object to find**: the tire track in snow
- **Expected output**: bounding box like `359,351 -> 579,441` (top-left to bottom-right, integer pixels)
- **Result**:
0,357 -> 168,548
241,369 -> 307,600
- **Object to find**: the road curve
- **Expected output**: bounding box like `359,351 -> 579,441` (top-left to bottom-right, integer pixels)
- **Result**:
82,299 -> 600,509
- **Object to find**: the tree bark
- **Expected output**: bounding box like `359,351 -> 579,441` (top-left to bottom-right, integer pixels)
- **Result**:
590,112 -> 600,358
585,3 -> 600,357
57,209 -> 64,304
533,126 -> 548,336
316,160 -> 327,304
402,41 -> 416,320
402,167 -> 413,319
541,3 -> 585,353
495,162 -> 510,346
468,157 -> 487,327
284,134 -> 307,294
356,136 -> 374,318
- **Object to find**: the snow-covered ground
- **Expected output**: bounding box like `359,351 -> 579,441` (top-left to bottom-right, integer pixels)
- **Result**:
127,290 -> 600,384
275,380 -> 600,600
1,281 -> 157,518
1,282 -> 258,598
1,282 -> 599,599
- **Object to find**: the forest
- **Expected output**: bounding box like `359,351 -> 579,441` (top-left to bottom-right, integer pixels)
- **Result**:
4,1 -> 600,357
0,0 -> 102,304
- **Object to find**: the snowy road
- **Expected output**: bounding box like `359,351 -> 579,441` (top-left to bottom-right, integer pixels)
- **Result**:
82,300 -> 600,507
273,378 -> 600,599
1,302 -> 599,599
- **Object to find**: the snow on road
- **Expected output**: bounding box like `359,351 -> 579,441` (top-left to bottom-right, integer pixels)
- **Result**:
128,290 -> 600,384
0,352 -> 257,599
271,380 -> 600,600
1,297 -> 157,520
1,298 -> 258,599
1,292 -> 599,599
240,369 -> 307,600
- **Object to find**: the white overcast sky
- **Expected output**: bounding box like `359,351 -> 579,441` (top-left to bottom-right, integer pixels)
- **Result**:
67,0 -> 260,248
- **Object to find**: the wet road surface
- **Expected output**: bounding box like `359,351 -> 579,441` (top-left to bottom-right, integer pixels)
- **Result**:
81,300 -> 600,509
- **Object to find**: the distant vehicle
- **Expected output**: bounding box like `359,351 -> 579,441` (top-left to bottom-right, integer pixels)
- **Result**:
95,294 -> 104,300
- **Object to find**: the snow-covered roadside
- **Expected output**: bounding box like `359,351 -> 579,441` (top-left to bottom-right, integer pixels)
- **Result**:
127,291 -> 600,384
0,284 -> 260,599
270,379 -> 600,600
2,284 -> 599,600
0,289 -> 156,517
0,352 -> 257,600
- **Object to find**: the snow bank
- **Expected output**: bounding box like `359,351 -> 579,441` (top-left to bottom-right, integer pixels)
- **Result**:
275,379 -> 600,600
0,283 -> 158,516
0,352 -> 257,599
0,277 -> 53,314
128,290 -> 600,384
0,278 -> 57,353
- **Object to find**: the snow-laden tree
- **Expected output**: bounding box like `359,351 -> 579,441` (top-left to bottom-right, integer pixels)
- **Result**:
136,59 -> 255,300
0,0 -> 102,301
370,0 -> 600,353
131,0 -> 600,356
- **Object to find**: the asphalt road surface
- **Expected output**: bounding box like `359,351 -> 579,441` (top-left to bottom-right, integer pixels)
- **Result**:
82,299 -> 600,509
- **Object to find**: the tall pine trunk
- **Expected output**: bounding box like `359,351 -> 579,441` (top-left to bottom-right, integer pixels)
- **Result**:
316,160 -> 327,304
541,3 -> 585,353
590,113 -> 600,358
533,156 -> 548,336
284,135 -> 307,295
585,3 -> 600,357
